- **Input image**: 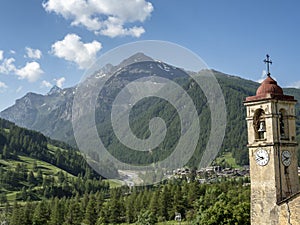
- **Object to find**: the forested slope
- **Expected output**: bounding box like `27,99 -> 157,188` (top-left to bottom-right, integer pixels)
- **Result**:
0,118 -> 108,203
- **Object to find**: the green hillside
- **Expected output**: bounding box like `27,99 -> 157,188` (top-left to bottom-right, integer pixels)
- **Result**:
0,118 -> 109,204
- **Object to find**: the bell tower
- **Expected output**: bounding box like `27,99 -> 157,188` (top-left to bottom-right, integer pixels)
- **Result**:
244,55 -> 299,224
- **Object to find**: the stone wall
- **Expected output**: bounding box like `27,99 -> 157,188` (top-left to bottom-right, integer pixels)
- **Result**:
278,193 -> 300,225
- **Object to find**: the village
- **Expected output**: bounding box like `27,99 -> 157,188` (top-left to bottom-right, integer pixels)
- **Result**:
172,165 -> 300,184
172,166 -> 250,183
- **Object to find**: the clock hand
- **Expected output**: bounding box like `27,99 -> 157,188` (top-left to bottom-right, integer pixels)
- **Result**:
256,156 -> 264,161
283,155 -> 289,161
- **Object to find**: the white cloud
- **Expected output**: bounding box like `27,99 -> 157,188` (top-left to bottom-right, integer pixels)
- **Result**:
10,50 -> 16,54
41,77 -> 65,89
16,86 -> 23,93
99,17 -> 145,38
0,81 -> 8,93
257,70 -> 267,83
51,33 -> 102,69
288,81 -> 300,89
41,80 -> 53,88
0,50 -> 3,61
43,0 -> 153,37
0,55 -> 44,82
55,77 -> 66,88
0,81 -> 8,89
0,58 -> 16,74
256,70 -> 279,84
15,62 -> 44,82
25,47 -> 42,59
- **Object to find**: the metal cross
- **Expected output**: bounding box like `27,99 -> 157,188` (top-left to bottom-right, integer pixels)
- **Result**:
264,54 -> 272,76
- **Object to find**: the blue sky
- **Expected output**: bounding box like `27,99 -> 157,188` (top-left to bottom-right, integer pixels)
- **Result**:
0,0 -> 300,110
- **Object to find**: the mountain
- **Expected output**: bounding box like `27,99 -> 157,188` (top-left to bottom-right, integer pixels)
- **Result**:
1,87 -> 75,144
1,53 -> 300,167
0,53 -> 155,145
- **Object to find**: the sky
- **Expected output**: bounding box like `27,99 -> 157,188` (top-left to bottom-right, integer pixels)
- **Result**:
0,0 -> 300,110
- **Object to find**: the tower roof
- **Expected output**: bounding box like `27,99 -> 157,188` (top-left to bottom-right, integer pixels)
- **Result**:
256,75 -> 283,96
245,55 -> 295,102
245,75 -> 295,102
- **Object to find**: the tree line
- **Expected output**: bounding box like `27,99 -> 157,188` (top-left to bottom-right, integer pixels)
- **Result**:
1,178 -> 250,225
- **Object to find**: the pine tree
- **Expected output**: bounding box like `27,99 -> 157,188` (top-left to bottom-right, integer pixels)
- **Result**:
108,189 -> 124,224
20,186 -> 27,201
137,210 -> 156,225
10,201 -> 22,225
27,170 -> 36,186
32,200 -> 49,225
83,194 -> 98,225
149,190 -> 159,222
57,170 -> 65,184
187,181 -> 200,205
0,201 -> 10,224
49,197 -> 64,225
81,192 -> 89,212
158,185 -> 171,220
125,193 -> 136,223
33,160 -> 38,172
22,202 -> 34,225
172,185 -> 185,219
63,199 -> 82,225
95,191 -> 104,215
36,169 -> 43,185
2,145 -> 9,159
96,209 -> 107,225
0,192 -> 7,206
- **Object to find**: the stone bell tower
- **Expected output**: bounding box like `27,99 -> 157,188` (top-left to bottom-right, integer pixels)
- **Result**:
244,55 -> 300,224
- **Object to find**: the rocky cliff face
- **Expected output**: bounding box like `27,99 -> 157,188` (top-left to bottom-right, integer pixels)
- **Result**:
1,87 -> 75,143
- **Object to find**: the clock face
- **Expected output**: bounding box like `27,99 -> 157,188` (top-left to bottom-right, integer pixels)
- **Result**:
255,148 -> 269,166
281,150 -> 291,167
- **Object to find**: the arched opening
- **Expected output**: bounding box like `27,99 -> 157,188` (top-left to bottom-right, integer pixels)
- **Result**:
253,109 -> 266,140
279,109 -> 289,139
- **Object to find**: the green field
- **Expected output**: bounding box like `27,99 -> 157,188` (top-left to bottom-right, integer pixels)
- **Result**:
214,152 -> 241,168
0,155 -> 75,177
0,154 -> 76,202
107,179 -> 123,188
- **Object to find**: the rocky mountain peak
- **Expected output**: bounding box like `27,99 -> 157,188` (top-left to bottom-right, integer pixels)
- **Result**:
118,52 -> 154,68
47,85 -> 62,95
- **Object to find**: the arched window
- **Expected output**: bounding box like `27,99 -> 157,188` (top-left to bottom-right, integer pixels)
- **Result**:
253,109 -> 266,140
279,109 -> 289,139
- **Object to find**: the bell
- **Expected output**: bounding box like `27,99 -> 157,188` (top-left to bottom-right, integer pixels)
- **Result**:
258,121 -> 266,132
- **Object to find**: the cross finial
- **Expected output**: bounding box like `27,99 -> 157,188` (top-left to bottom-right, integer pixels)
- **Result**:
263,54 -> 272,76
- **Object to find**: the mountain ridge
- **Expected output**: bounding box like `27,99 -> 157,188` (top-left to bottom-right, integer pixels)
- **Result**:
1,54 -> 299,167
